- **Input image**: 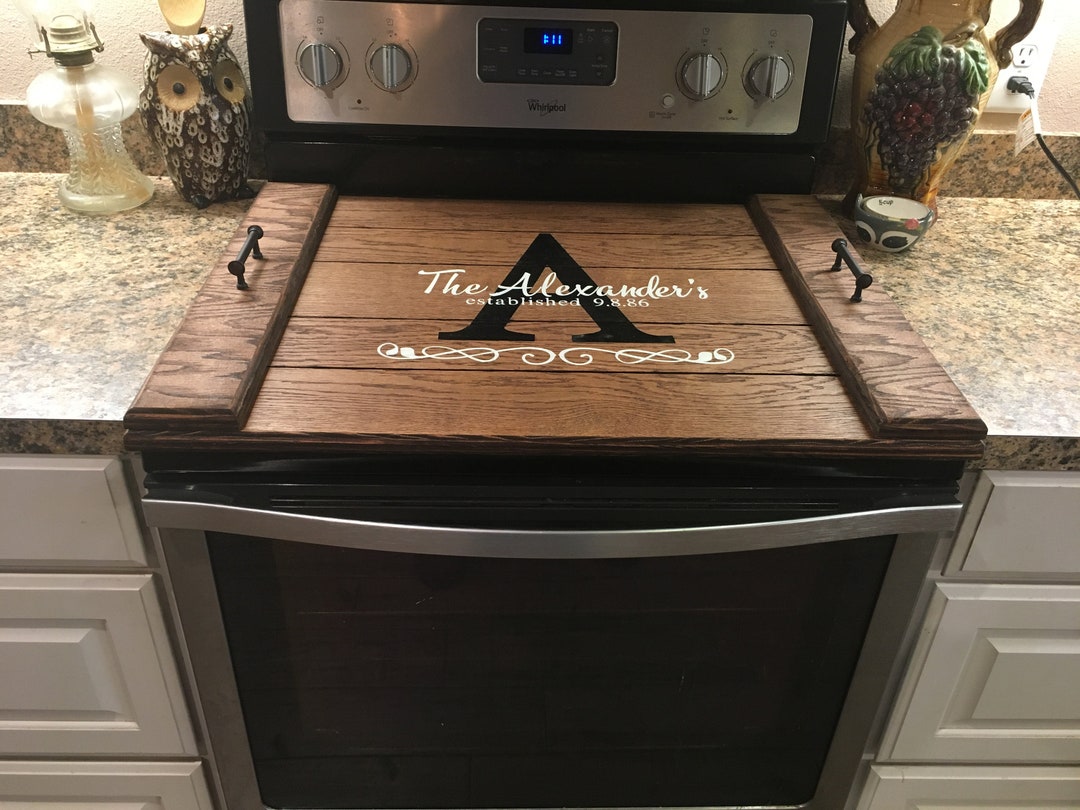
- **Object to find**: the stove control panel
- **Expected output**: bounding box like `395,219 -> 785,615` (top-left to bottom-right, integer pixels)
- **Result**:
279,0 -> 814,134
477,18 -> 619,86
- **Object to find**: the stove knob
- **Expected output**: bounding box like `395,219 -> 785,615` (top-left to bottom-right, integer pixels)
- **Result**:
678,52 -> 724,101
297,42 -> 343,88
744,54 -> 793,101
369,43 -> 414,92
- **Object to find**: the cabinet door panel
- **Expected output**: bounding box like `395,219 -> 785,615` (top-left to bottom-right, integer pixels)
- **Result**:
0,455 -> 146,566
0,573 -> 196,755
857,764 -> 1080,809
0,761 -> 213,810
951,471 -> 1080,578
968,635 -> 1080,720
883,583 -> 1080,762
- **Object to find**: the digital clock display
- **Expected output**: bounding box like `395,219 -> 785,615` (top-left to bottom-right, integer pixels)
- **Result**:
523,27 -> 573,54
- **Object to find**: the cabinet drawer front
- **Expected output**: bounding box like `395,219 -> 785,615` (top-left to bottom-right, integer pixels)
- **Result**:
0,573 -> 196,756
857,764 -> 1080,809
883,583 -> 1080,762
0,760 -> 213,810
951,471 -> 1080,577
0,456 -> 146,566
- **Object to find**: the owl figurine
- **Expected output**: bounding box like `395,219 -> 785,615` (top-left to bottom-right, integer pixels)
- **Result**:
140,25 -> 255,209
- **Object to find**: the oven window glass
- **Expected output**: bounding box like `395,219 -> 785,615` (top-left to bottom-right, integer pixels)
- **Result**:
208,533 -> 893,808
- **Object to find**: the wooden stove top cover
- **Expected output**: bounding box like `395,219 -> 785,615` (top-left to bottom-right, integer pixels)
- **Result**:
124,183 -> 985,458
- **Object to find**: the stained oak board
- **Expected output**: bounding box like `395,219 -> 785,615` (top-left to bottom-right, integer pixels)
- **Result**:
293,266 -> 806,324
273,321 -> 834,376
124,186 -> 985,458
749,195 -> 986,441
124,183 -> 337,431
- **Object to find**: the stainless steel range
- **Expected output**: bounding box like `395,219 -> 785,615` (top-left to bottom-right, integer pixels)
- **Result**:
245,0 -> 849,199
125,4 -> 987,810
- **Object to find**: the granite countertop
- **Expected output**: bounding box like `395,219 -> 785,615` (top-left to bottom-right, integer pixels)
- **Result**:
825,196 -> 1080,470
1,173 -> 257,454
2,171 -> 1077,469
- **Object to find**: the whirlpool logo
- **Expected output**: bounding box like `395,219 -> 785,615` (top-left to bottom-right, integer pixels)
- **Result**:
527,98 -> 567,116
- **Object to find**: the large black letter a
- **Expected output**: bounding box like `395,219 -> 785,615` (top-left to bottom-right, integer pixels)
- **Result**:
439,234 -> 674,343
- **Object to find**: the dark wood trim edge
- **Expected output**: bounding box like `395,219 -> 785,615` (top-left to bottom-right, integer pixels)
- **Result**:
124,183 -> 338,440
230,184 -> 338,428
748,193 -> 986,447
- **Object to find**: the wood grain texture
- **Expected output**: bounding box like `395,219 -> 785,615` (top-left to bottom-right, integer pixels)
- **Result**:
293,265 -> 807,324
124,183 -> 337,431
134,366 -> 976,458
327,196 -> 760,236
246,368 -> 871,443
124,188 -> 985,459
749,194 -> 986,440
311,229 -> 776,270
273,320 -> 834,375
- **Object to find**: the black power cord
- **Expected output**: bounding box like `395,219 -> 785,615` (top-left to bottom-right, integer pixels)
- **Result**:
1006,76 -> 1080,199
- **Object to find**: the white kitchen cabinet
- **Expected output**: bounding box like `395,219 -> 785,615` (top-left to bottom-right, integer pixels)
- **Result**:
0,572 -> 196,755
856,764 -> 1080,809
852,469 -> 1080,809
948,471 -> 1080,578
880,582 -> 1080,762
0,455 -> 203,807
0,760 -> 214,810
0,456 -> 146,566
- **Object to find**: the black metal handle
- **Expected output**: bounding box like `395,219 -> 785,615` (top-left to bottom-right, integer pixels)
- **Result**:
830,238 -> 873,303
227,225 -> 264,290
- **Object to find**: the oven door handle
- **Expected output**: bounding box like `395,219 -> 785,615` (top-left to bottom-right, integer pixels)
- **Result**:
142,499 -> 960,558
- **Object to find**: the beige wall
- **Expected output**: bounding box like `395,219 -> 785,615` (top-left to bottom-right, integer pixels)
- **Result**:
1,0 -> 251,105
1,0 -> 1076,133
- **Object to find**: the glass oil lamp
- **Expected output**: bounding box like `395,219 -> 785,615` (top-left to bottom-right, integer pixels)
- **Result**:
20,0 -> 154,213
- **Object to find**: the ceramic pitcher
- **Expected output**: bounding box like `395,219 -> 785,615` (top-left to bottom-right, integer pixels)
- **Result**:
844,0 -> 1043,217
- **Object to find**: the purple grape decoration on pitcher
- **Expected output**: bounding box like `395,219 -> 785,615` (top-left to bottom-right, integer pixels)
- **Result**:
863,26 -> 990,197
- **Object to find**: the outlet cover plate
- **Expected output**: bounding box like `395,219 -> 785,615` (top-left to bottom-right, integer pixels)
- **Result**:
984,19 -> 1058,115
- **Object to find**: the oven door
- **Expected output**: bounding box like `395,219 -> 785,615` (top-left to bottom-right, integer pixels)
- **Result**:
146,467 -> 957,810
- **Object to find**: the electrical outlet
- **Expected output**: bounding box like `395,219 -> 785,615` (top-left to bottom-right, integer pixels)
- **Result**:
984,20 -> 1058,114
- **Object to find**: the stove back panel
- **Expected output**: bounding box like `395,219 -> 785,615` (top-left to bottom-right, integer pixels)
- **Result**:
243,0 -> 850,199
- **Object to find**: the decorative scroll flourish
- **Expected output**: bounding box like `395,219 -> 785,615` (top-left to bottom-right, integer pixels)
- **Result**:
377,343 -> 735,367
